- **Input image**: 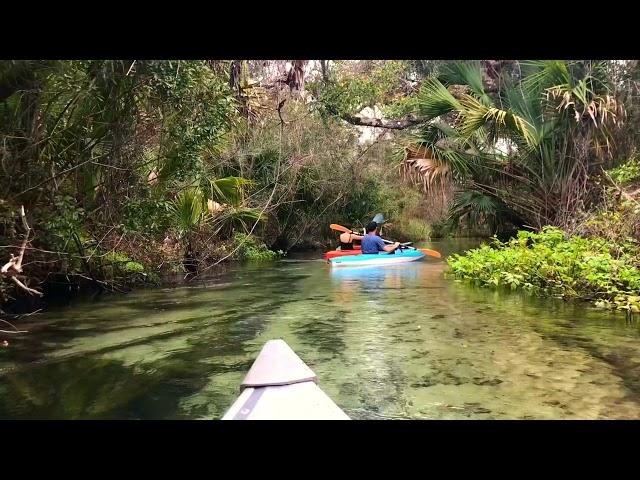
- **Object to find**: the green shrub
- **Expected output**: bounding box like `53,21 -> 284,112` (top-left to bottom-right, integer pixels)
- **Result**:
122,195 -> 172,236
608,158 -> 640,185
387,218 -> 431,242
447,226 -> 640,312
430,219 -> 453,239
39,195 -> 86,252
124,261 -> 145,274
99,251 -> 148,281
232,233 -> 283,262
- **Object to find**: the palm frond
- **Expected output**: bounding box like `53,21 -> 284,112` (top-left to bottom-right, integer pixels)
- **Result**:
211,206 -> 263,236
521,60 -> 570,94
208,176 -> 253,206
168,187 -> 206,235
448,190 -> 518,233
402,139 -> 482,192
415,77 -> 462,120
413,121 -> 459,146
439,61 -> 491,105
503,81 -> 543,133
458,94 -> 537,147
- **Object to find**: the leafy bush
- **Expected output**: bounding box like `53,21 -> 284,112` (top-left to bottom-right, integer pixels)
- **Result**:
147,60 -> 237,181
430,219 -> 453,239
232,233 -> 283,262
0,199 -> 19,238
121,195 -> 172,236
447,226 -> 640,311
608,158 -> 640,184
402,218 -> 431,240
311,61 -> 408,117
99,251 -> 147,281
386,218 -> 431,242
39,195 -> 86,252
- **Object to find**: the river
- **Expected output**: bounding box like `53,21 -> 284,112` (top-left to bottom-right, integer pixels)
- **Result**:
1,239 -> 640,419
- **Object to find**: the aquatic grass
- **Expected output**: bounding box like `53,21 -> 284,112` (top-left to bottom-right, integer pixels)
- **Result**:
447,226 -> 640,312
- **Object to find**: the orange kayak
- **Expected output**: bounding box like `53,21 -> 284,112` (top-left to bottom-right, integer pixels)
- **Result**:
323,246 -> 361,260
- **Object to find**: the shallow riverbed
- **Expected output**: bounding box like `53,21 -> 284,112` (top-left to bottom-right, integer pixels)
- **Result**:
1,239 -> 640,419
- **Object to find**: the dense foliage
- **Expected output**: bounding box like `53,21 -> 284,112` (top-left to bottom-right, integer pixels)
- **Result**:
448,227 -> 640,311
0,60 -> 435,313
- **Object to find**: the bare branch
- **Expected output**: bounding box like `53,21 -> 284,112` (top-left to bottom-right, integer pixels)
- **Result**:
11,276 -> 44,297
277,99 -> 287,125
14,205 -> 30,271
0,319 -> 28,334
336,111 -> 422,130
1,206 -> 43,297
1,206 -> 30,274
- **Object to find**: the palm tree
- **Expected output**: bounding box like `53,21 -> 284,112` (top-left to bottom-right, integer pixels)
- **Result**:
402,60 -> 623,232
167,176 -> 263,271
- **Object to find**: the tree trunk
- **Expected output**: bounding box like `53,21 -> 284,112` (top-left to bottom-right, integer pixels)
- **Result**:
229,60 -> 241,92
286,60 -> 307,93
320,60 -> 329,84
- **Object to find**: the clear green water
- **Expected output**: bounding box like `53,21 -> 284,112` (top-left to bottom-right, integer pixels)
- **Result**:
2,238 -> 640,419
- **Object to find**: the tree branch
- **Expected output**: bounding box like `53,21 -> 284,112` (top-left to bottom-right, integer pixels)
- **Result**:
10,276 -> 44,297
0,318 -> 28,334
277,99 -> 287,125
336,111 -> 422,130
1,206 -> 43,297
2,206 -> 30,274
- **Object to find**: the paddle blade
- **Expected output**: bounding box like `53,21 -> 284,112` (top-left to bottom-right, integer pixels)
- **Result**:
418,248 -> 442,258
372,213 -> 385,224
330,224 -> 352,234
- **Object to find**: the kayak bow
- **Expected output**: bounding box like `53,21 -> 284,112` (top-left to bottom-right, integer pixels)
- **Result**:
222,339 -> 349,420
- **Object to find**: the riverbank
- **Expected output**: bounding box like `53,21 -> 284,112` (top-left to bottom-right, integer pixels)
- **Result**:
0,231 -> 293,317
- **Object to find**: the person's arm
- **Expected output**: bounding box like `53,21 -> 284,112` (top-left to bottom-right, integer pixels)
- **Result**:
382,242 -> 400,252
351,234 -> 364,241
376,236 -> 399,252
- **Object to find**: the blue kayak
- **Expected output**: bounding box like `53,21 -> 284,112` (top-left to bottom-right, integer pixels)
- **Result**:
329,249 -> 425,267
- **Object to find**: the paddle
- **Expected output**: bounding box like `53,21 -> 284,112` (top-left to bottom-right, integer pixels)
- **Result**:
329,223 -> 442,258
372,213 -> 386,225
372,213 -> 385,236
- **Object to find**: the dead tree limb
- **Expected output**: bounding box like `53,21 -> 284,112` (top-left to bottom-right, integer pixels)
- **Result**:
1,205 -> 44,297
277,99 -> 287,125
0,319 -> 28,334
329,107 -> 422,130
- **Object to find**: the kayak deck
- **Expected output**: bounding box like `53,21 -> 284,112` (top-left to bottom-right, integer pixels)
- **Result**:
223,381 -> 349,420
329,249 -> 425,267
222,339 -> 349,420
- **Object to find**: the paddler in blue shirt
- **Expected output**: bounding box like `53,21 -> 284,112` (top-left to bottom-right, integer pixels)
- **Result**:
360,221 -> 400,254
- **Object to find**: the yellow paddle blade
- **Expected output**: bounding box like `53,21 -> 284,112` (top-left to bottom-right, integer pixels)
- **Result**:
330,223 -> 352,234
418,248 -> 442,258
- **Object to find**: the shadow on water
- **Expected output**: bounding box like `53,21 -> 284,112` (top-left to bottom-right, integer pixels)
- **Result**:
2,238 -> 640,419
